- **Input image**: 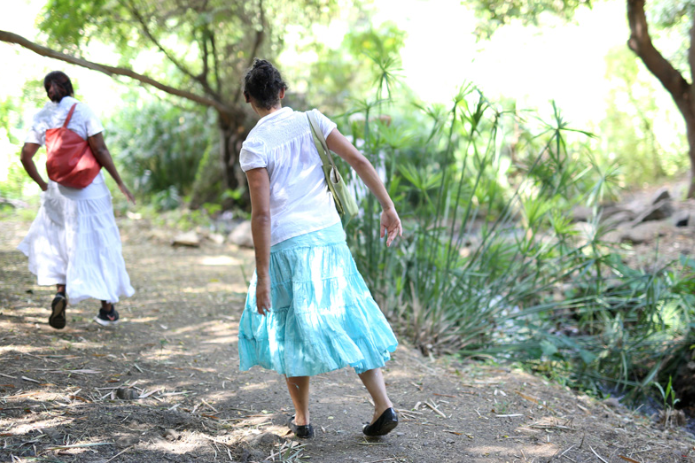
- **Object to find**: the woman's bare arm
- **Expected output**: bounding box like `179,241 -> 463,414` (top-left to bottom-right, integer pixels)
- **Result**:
20,143 -> 48,191
326,128 -> 402,246
88,133 -> 135,203
246,167 -> 272,315
326,129 -> 392,209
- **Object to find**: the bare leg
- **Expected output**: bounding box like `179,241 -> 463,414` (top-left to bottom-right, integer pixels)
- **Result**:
101,301 -> 112,311
285,376 -> 311,425
358,368 -> 393,424
56,284 -> 65,294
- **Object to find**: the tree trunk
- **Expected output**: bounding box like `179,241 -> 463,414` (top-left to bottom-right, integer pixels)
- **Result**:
688,117 -> 695,198
627,0 -> 695,196
219,116 -> 252,206
188,112 -> 251,209
219,119 -> 239,194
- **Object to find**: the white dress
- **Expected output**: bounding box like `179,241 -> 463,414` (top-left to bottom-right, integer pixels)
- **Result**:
17,97 -> 135,304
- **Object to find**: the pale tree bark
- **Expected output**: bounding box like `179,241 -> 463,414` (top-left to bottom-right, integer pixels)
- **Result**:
626,0 -> 695,196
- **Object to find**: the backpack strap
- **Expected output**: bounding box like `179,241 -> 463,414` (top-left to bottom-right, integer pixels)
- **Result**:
63,103 -> 78,128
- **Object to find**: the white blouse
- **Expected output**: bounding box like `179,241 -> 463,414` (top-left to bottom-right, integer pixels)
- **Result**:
239,107 -> 341,245
25,96 -> 104,146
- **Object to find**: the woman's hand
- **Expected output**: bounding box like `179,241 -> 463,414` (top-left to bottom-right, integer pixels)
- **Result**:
380,206 -> 402,247
256,274 -> 272,316
118,182 -> 136,204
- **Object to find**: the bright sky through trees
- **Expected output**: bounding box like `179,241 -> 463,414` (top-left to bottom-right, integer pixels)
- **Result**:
0,0 -> 681,136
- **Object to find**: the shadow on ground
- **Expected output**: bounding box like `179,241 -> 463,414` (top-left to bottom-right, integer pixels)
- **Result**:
1,218 -> 694,463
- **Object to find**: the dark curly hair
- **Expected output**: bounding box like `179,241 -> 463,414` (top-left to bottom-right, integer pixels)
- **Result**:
44,71 -> 74,103
243,59 -> 288,110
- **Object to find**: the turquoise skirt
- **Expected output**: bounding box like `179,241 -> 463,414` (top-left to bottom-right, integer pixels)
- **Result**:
238,222 -> 398,377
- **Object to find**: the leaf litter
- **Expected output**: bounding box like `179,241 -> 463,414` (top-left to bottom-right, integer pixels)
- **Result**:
0,218 -> 694,462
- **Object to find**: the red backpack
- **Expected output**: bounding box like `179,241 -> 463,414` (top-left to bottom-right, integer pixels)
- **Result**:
45,103 -> 101,189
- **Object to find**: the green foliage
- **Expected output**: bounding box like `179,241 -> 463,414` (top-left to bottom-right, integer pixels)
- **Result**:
467,0 -> 592,37
596,47 -> 687,185
654,376 -> 680,409
342,50 -> 692,402
106,96 -> 217,206
0,88 -> 48,203
289,21 -> 407,112
135,203 -> 216,232
34,0 -> 353,206
39,0 -> 344,102
649,0 -> 694,71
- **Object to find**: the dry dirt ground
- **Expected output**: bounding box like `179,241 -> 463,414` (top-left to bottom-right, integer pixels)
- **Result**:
1,217 -> 694,463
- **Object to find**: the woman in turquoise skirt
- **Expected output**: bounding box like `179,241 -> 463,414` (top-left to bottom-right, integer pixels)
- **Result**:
238,60 -> 403,439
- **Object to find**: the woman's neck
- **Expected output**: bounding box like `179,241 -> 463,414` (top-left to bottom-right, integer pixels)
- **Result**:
256,104 -> 282,119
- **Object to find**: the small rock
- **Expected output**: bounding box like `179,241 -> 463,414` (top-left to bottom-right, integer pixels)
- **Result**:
163,429 -> 180,441
621,221 -> 668,245
116,435 -> 140,448
655,409 -> 687,428
603,230 -> 623,244
602,211 -> 634,229
209,233 -> 225,245
632,199 -> 674,223
172,231 -> 201,247
229,221 -> 254,248
245,432 -> 284,448
603,397 -> 621,409
242,449 -> 266,462
148,229 -> 171,243
116,388 -> 140,400
603,204 -> 634,219
650,187 -> 671,205
674,210 -> 689,228
396,432 -> 405,436
571,206 -> 593,223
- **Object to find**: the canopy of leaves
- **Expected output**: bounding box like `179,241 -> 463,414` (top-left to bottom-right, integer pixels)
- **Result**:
470,0 -> 592,37
300,21 -> 406,111
38,0 -> 343,107
469,0 -> 692,39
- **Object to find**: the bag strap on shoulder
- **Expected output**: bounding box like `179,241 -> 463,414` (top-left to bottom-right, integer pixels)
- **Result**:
63,103 -> 78,129
307,111 -> 337,171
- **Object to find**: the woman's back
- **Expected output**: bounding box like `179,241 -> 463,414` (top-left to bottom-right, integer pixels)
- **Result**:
240,107 -> 341,245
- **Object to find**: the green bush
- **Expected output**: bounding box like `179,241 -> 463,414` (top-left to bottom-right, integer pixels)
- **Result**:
596,47 -> 688,187
342,57 -> 690,402
106,96 -> 217,206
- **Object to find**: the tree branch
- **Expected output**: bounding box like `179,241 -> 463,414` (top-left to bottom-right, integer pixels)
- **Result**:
124,0 -> 221,100
690,14 -> 695,91
627,0 -> 691,117
123,0 -> 196,80
0,30 -> 233,118
234,0 -> 266,104
200,27 -> 211,90
210,31 -> 222,94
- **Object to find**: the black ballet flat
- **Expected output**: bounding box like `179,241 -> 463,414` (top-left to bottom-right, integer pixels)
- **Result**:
287,416 -> 314,439
363,407 -> 398,437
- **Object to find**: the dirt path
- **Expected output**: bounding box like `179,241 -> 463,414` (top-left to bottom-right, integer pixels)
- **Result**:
1,217 -> 693,463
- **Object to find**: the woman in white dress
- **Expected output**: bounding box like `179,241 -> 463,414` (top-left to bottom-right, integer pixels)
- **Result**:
18,71 -> 135,329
